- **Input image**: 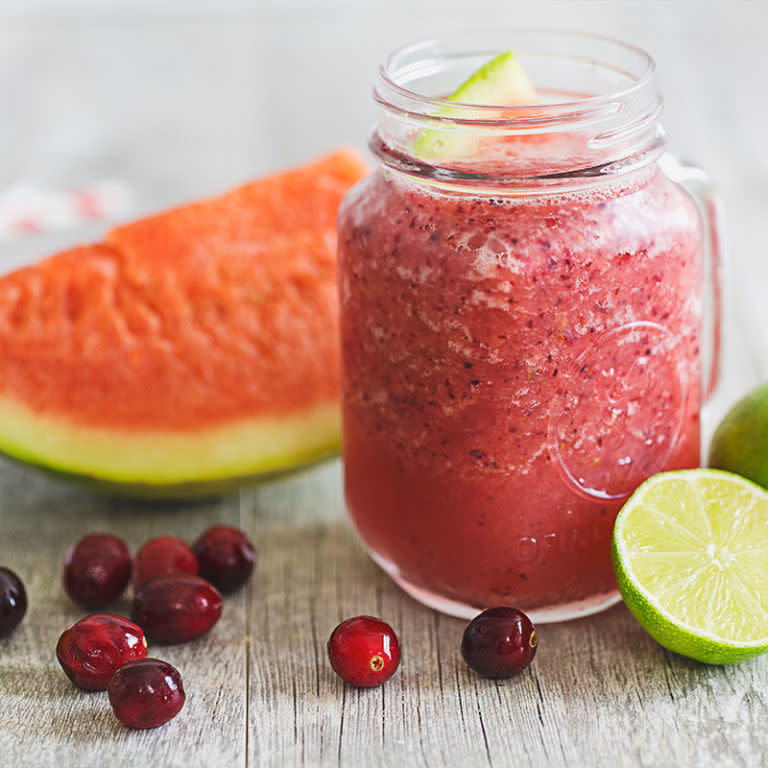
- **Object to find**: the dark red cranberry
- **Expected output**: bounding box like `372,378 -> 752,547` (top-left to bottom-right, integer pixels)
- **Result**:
56,614 -> 148,691
327,615 -> 401,687
192,525 -> 256,594
108,658 -> 185,729
132,537 -> 198,591
132,574 -> 222,644
461,607 -> 537,678
0,567 -> 27,638
63,534 -> 131,609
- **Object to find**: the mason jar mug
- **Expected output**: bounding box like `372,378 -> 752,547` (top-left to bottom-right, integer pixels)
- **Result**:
337,31 -> 722,622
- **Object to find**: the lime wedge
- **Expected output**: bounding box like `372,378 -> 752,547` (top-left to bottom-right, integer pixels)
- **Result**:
413,51 -> 538,161
611,469 -> 768,665
448,50 -> 537,106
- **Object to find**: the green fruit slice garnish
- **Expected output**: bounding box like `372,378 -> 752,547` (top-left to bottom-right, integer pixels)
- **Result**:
448,50 -> 537,106
611,468 -> 768,665
413,50 -> 538,161
709,381 -> 768,490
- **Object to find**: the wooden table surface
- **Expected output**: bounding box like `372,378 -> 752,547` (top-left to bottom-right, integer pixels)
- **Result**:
1,2 -> 767,766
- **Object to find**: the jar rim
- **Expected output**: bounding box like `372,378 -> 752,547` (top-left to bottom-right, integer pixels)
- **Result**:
376,29 -> 657,123
371,29 -> 665,190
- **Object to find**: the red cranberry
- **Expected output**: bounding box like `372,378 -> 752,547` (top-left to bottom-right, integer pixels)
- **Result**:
56,614 -> 148,691
63,534 -> 131,609
132,537 -> 198,591
108,658 -> 185,729
192,525 -> 256,594
461,607 -> 538,678
327,615 -> 401,687
0,567 -> 27,638
132,574 -> 222,644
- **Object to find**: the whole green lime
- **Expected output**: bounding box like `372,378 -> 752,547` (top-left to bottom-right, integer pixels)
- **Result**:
708,381 -> 768,489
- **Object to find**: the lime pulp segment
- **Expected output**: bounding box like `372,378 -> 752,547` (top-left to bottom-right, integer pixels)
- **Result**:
612,469 -> 768,664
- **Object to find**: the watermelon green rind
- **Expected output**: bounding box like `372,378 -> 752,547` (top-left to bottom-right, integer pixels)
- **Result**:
0,441 -> 339,501
0,397 -> 339,498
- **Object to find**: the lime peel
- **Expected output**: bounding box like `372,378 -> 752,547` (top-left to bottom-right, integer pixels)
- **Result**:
709,380 -> 768,490
412,50 -> 538,161
612,468 -> 768,665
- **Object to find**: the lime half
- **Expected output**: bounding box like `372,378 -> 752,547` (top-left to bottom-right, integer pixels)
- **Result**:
612,469 -> 768,665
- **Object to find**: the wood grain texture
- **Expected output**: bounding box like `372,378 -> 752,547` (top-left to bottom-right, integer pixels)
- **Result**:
241,464 -> 768,768
0,1 -> 767,766
2,461 -> 768,768
0,470 -> 248,767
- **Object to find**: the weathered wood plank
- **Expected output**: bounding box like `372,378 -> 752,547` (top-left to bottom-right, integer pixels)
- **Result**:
4,411 -> 767,768
1,448 -> 768,768
0,463 -> 248,768
242,463 -> 768,768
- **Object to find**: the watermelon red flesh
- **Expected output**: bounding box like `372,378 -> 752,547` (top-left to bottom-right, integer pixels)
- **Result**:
106,149 -> 368,268
0,148 -> 368,490
0,232 -> 338,430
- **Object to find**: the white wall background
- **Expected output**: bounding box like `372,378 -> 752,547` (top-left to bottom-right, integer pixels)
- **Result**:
0,0 -> 766,421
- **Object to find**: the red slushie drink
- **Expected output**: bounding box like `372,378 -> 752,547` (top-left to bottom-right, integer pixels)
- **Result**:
339,33 -> 714,621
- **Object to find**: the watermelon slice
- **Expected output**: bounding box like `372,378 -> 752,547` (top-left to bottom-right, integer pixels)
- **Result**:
0,148 -> 368,497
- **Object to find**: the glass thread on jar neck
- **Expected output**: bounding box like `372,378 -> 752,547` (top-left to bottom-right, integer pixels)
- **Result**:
371,30 -> 666,194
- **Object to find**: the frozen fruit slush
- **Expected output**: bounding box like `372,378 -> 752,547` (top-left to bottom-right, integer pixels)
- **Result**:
338,165 -> 702,617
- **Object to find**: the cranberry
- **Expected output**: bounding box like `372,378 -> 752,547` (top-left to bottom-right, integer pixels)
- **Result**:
56,614 -> 148,691
327,615 -> 401,687
132,537 -> 198,591
461,607 -> 538,678
132,574 -> 222,644
63,534 -> 131,609
192,525 -> 256,594
108,658 -> 185,729
0,567 -> 27,638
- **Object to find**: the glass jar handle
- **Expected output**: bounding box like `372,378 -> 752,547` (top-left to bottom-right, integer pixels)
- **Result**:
659,153 -> 725,403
